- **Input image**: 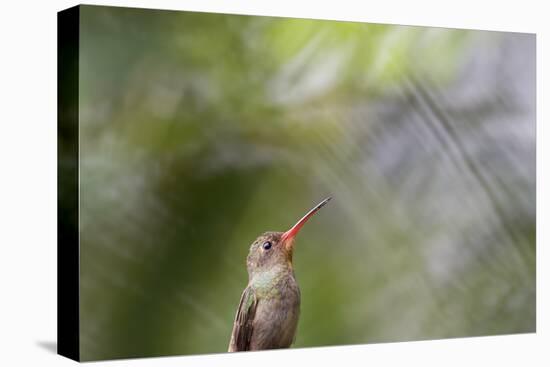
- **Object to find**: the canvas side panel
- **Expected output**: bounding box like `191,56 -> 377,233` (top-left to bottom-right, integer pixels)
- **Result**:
57,5 -> 80,362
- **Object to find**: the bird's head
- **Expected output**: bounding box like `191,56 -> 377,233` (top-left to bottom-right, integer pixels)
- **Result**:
246,197 -> 331,277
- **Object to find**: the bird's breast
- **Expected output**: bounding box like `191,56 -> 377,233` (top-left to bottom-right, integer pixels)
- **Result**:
250,273 -> 301,349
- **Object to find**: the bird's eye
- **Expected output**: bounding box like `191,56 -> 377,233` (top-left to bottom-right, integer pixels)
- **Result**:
262,241 -> 272,250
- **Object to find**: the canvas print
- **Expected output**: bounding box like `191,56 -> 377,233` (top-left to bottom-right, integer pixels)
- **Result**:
58,4 -> 535,362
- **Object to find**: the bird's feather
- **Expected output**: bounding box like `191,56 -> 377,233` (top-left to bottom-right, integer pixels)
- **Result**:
228,286 -> 257,352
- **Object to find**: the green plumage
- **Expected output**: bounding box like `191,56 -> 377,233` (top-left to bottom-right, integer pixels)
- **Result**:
228,232 -> 300,351
228,198 -> 331,352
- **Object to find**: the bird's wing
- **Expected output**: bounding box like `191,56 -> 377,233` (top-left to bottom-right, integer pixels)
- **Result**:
228,285 -> 257,352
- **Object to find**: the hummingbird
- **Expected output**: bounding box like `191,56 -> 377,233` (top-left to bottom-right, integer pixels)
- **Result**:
228,197 -> 332,352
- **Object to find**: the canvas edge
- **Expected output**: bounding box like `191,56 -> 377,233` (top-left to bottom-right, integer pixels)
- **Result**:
57,4 -> 81,362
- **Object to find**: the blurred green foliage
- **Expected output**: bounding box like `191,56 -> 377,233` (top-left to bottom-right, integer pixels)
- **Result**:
69,5 -> 535,361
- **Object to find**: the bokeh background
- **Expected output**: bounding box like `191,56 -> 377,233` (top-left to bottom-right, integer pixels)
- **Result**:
70,5 -> 535,361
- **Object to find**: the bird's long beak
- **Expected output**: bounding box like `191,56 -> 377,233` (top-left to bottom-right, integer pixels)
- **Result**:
281,197 -> 332,250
